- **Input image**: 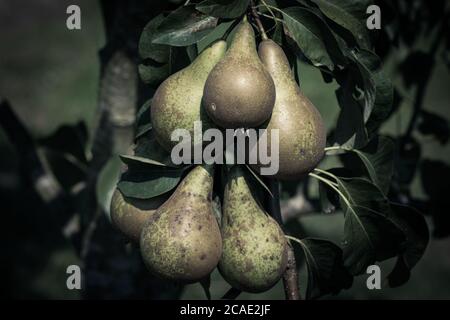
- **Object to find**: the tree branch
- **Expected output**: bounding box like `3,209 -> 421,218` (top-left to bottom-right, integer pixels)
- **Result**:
250,0 -> 268,40
268,179 -> 301,300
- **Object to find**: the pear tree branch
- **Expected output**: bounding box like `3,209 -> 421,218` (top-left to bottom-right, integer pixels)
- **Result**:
268,179 -> 301,300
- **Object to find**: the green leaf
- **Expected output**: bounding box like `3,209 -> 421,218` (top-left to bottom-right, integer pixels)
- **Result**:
196,0 -> 249,19
336,177 -> 404,275
334,82 -> 368,149
352,136 -> 395,194
386,204 -> 429,287
136,100 -> 152,139
133,132 -> 178,167
139,14 -> 170,63
118,166 -> 188,199
311,0 -> 371,49
96,156 -> 122,216
200,275 -> 212,300
296,238 -> 353,300
350,49 -> 394,126
138,63 -> 169,86
120,154 -> 170,168
152,5 -> 218,46
281,7 -> 335,69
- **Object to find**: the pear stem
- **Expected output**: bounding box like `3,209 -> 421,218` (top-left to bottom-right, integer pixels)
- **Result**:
250,0 -> 268,41
268,179 -> 301,300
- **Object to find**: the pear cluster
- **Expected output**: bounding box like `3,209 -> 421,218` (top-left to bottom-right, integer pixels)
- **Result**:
110,17 -> 326,293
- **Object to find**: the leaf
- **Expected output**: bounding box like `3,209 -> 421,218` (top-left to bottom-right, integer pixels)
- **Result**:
152,5 -> 218,46
311,0 -> 371,49
120,154 -> 171,168
296,238 -> 353,300
139,14 -> 170,63
334,82 -> 368,149
134,132 -> 177,167
138,62 -> 169,86
200,276 -> 212,300
245,164 -> 273,198
352,136 -> 395,194
318,179 -> 338,214
196,0 -> 249,19
281,7 -> 335,70
386,203 -> 429,287
117,166 -> 187,199
136,100 -> 152,139
335,177 -> 404,275
96,156 -> 122,215
350,49 -> 394,128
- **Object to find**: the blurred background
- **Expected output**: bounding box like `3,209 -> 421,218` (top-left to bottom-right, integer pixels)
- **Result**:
0,0 -> 449,299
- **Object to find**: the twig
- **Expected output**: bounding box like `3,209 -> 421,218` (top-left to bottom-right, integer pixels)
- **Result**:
268,179 -> 301,300
250,0 -> 268,40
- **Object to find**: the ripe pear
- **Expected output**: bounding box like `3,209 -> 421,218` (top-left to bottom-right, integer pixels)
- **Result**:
203,17 -> 275,128
110,188 -> 169,243
151,41 -> 226,152
140,165 -> 222,282
253,39 -> 326,180
219,166 -> 287,293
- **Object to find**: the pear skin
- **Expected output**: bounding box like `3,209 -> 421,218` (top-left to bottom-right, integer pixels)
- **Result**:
203,18 -> 275,128
151,41 -> 227,151
219,166 -> 287,293
254,39 -> 326,179
140,165 -> 222,283
110,188 -> 169,243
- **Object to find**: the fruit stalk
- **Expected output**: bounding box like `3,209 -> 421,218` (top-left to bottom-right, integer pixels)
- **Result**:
250,0 -> 268,41
268,179 -> 301,300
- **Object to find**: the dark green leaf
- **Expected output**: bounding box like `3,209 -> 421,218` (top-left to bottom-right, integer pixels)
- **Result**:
352,135 -> 395,194
311,0 -> 371,49
152,5 -> 218,46
139,14 -> 170,63
334,83 -> 368,149
134,132 -> 179,167
336,177 -> 404,275
295,238 -> 353,299
136,100 -> 152,139
200,276 -> 212,300
350,49 -> 393,127
281,7 -> 335,69
318,179 -> 338,214
118,167 -> 187,199
386,203 -> 429,287
196,0 -> 249,19
138,63 -> 169,86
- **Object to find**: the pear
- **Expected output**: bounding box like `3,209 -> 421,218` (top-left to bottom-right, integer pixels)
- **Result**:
253,39 -> 326,180
151,41 -> 226,152
203,17 -> 275,128
219,166 -> 287,293
140,165 -> 222,282
110,188 -> 169,243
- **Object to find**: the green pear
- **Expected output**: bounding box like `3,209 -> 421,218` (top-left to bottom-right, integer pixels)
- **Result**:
203,17 -> 275,128
140,165 -> 222,282
219,166 -> 287,293
110,188 -> 169,243
253,39 -> 326,179
151,41 -> 227,151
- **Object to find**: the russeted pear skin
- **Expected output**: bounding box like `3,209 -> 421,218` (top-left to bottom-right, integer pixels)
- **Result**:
254,40 -> 326,180
219,166 -> 287,293
140,165 -> 222,283
203,18 -> 275,128
110,188 -> 169,243
151,41 -> 227,151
